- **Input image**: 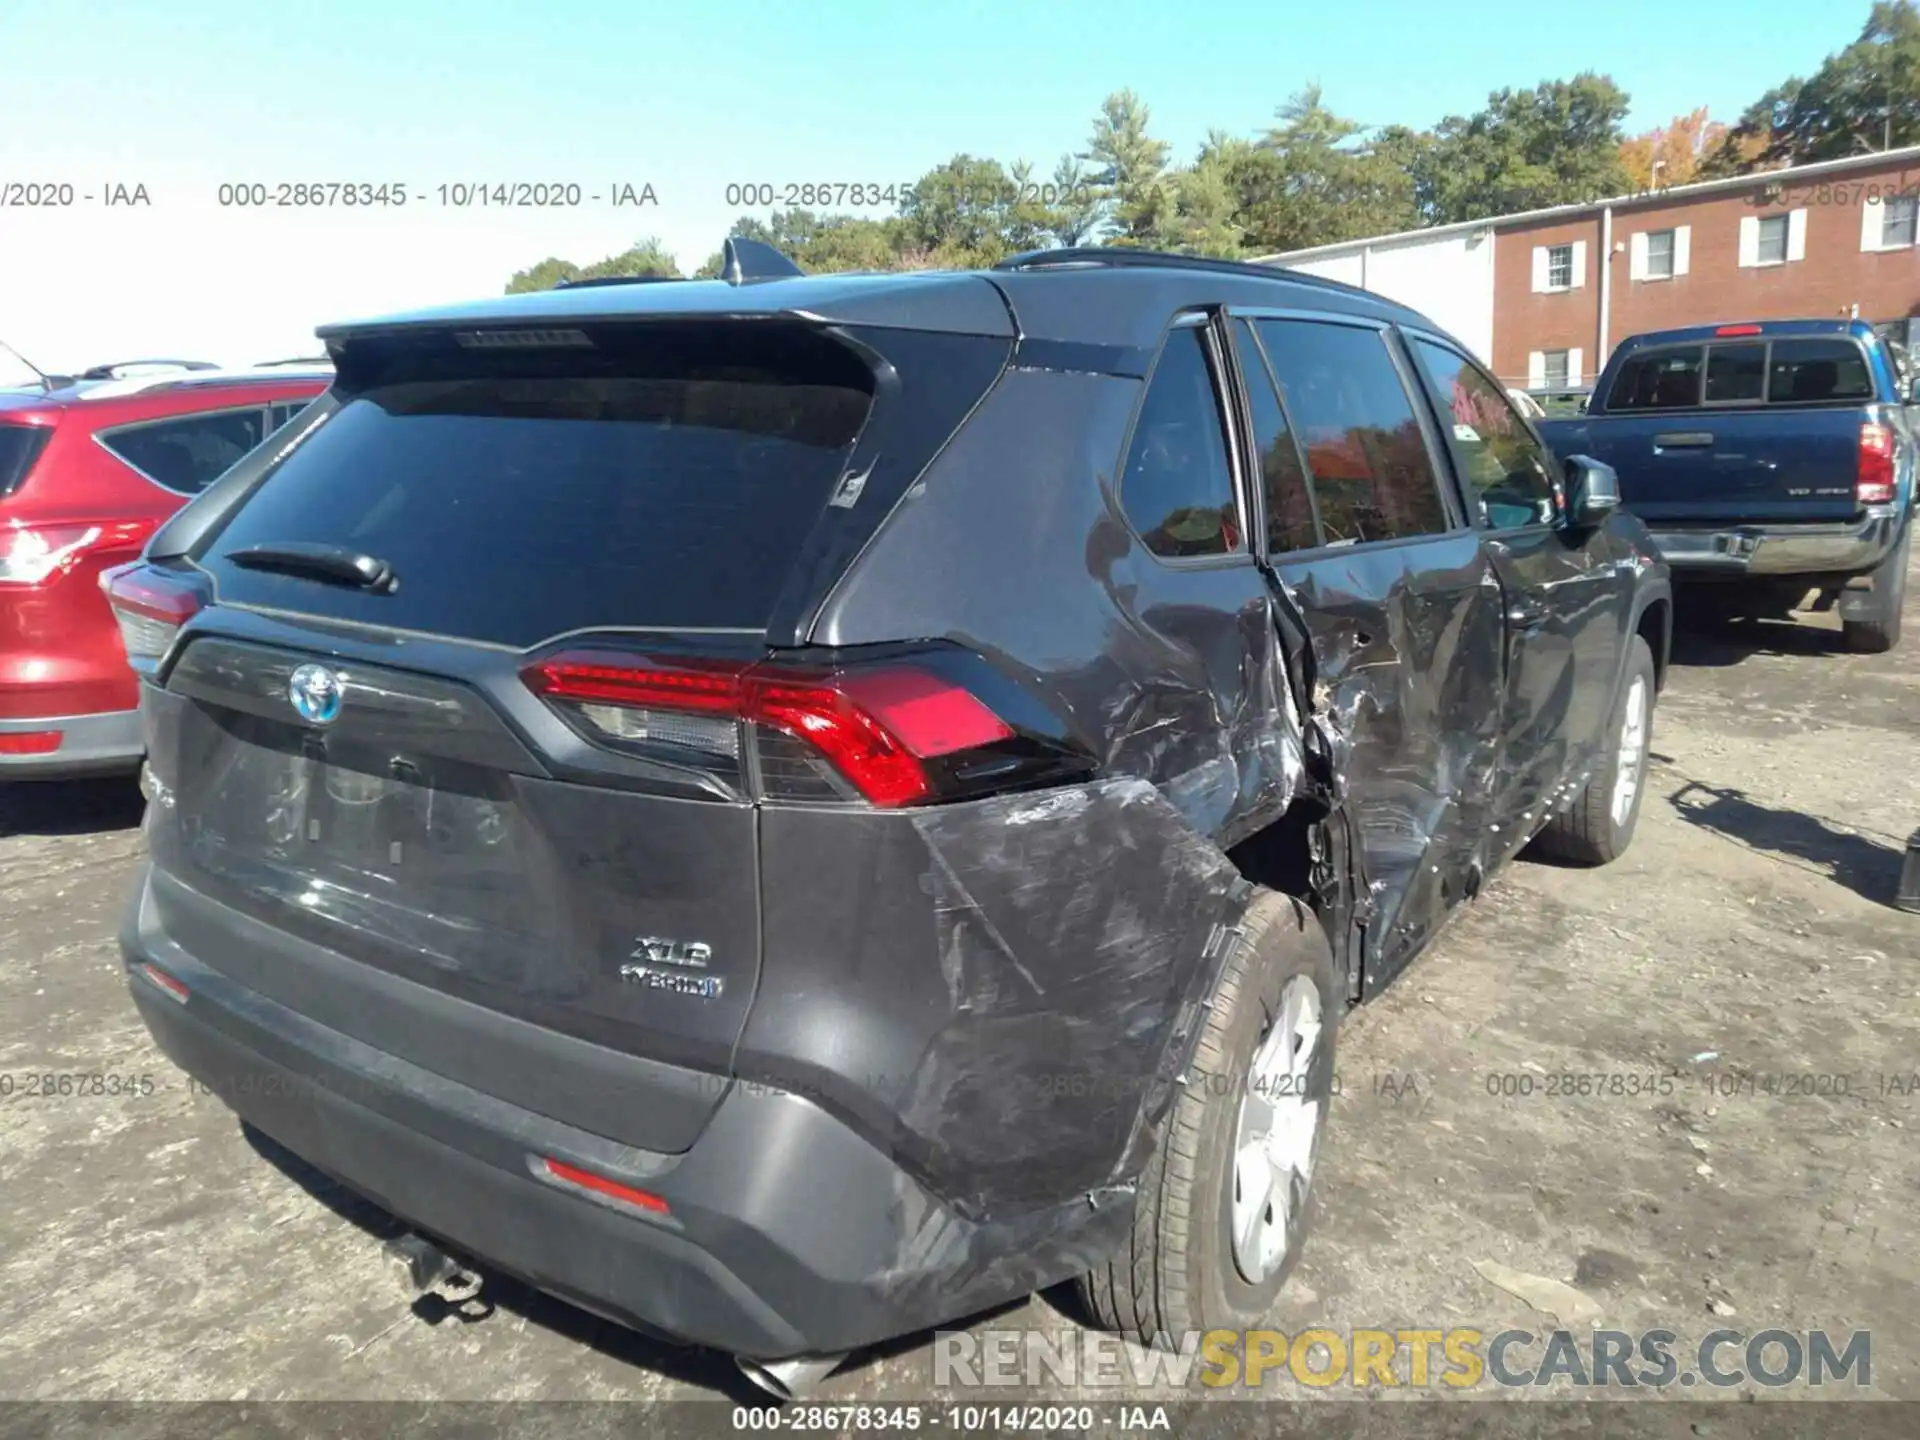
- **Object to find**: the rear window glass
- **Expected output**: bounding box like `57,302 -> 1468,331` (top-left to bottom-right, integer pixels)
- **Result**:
0,421 -> 52,498
201,326 -> 874,646
1768,339 -> 1874,404
1704,344 -> 1766,404
1607,347 -> 1703,410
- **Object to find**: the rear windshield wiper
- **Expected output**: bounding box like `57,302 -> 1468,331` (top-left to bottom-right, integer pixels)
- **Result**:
227,542 -> 398,594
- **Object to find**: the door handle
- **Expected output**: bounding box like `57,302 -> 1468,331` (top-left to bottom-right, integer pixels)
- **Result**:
1653,431 -> 1714,449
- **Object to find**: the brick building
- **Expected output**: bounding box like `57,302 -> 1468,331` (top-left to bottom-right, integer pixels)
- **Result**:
1262,145 -> 1920,391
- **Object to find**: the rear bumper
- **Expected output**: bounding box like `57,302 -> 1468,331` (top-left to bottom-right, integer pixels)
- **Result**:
1649,507 -> 1902,579
0,709 -> 143,779
120,867 -> 1130,1360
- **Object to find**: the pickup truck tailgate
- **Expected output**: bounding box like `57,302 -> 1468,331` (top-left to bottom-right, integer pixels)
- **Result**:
1545,410 -> 1864,525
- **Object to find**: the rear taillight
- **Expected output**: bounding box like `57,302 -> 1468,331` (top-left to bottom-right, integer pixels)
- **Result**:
524,651 -> 1027,808
102,564 -> 206,662
1858,423 -> 1897,506
0,518 -> 153,586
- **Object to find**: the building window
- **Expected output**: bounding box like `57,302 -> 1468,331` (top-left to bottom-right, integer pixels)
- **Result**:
1645,229 -> 1675,279
1546,244 -> 1573,289
1883,196 -> 1918,248
1756,214 -> 1790,265
1542,350 -> 1571,389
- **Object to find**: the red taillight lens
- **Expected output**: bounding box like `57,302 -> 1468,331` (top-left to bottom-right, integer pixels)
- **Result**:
0,731 -> 62,755
537,1156 -> 670,1215
1858,422 -> 1897,506
102,564 -> 206,661
1714,324 -> 1764,337
524,652 -> 1016,808
0,521 -> 140,586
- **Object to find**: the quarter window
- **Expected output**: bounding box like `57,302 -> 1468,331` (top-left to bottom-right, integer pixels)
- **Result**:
1256,319 -> 1450,546
1120,325 -> 1243,559
1413,340 -> 1557,529
1231,321 -> 1318,553
268,399 -> 312,431
99,408 -> 266,495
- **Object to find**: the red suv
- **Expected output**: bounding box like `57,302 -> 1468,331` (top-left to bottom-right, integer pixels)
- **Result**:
0,366 -> 332,779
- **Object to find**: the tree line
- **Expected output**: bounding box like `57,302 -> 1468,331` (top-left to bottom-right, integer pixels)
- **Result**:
507,1 -> 1920,290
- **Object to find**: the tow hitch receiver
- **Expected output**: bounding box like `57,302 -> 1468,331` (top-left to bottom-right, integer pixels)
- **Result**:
384,1232 -> 484,1304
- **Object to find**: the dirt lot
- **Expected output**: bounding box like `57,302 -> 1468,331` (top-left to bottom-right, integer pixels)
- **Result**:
2,577 -> 1917,1435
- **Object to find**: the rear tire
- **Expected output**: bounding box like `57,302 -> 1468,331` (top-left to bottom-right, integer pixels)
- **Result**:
1841,532 -> 1908,654
1078,890 -> 1339,1346
1530,635 -> 1656,866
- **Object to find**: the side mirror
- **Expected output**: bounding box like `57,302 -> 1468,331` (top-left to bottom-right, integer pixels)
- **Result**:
1563,455 -> 1621,527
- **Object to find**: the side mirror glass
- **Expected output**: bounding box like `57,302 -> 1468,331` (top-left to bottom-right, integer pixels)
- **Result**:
1563,455 -> 1621,527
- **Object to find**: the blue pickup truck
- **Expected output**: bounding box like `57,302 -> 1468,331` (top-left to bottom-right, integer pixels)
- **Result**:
1538,319 -> 1915,652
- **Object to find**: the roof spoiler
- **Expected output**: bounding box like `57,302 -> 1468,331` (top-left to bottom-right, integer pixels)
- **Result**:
555,275 -> 683,289
723,237 -> 804,286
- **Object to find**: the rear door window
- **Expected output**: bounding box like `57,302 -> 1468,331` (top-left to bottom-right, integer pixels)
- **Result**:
1606,347 -> 1703,410
1119,324 -> 1244,559
1255,319 -> 1451,545
1231,320 -> 1318,553
100,408 -> 267,495
268,399 -> 313,431
1768,339 -> 1875,403
201,324 -> 875,646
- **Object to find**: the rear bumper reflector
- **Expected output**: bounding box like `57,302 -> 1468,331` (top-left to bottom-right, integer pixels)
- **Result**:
0,730 -> 61,755
536,1156 -> 671,1216
139,963 -> 191,1003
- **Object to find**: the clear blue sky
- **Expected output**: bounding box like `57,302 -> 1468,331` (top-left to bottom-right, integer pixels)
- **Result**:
0,0 -> 1875,370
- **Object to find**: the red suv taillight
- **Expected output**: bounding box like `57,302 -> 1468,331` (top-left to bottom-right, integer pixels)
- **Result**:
101,563 -> 206,662
0,519 -> 150,587
1858,423 -> 1897,506
524,650 -> 1032,808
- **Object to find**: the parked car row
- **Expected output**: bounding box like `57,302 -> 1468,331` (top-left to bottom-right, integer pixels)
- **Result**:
3,243 -> 1908,1401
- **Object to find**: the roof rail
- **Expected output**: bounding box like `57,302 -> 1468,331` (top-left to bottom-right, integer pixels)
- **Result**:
253,355 -> 334,367
78,358 -> 221,380
993,245 -> 1387,301
71,365 -> 336,401
723,236 -> 805,285
554,275 -> 685,289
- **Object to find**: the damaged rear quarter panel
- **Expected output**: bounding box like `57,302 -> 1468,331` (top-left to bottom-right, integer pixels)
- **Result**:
737,368 -> 1307,1217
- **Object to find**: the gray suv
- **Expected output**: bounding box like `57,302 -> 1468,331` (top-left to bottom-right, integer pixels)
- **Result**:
111,243 -> 1671,1397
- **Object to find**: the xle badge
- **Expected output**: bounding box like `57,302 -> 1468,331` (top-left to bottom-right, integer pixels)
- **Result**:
620,938 -> 723,1000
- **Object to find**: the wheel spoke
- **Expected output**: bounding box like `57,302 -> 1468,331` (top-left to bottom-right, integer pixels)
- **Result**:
1230,975 -> 1327,1284
1233,1144 -> 1276,1265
